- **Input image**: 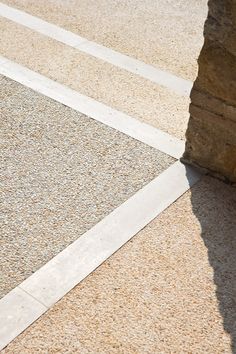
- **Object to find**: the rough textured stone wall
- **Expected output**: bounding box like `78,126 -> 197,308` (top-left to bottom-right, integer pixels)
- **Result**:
183,0 -> 236,183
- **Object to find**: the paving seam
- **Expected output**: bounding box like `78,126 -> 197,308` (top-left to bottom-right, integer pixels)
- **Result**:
0,56 -> 185,159
0,2 -> 193,96
0,161 -> 202,350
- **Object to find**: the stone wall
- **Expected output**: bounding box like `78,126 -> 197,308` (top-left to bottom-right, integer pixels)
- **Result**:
183,0 -> 236,183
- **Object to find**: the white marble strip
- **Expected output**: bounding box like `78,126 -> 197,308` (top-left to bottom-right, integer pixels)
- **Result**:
0,2 -> 193,96
0,161 -> 202,350
0,56 -> 185,159
0,288 -> 47,350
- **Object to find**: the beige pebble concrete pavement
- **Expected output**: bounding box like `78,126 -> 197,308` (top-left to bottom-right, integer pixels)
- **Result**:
0,16 -> 190,140
2,177 -> 236,353
1,0 -> 208,80
1,1 -> 235,353
0,75 -> 174,298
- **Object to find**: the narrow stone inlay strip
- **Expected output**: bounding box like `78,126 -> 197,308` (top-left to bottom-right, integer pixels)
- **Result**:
0,56 -> 185,159
0,161 -> 202,350
0,2 -> 192,96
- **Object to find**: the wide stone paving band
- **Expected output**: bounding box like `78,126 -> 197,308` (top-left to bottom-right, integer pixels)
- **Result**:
0,161 -> 202,350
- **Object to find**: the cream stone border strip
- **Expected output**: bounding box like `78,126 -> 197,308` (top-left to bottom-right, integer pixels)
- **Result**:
0,56 -> 185,159
0,2 -> 193,96
0,161 -> 202,350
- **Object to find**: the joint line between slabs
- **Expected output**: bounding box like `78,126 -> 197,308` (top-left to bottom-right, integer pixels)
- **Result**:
18,286 -> 49,309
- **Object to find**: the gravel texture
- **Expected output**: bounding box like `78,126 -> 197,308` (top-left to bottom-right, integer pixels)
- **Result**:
3,177 -> 236,353
1,0 -> 208,80
0,17 -> 190,140
0,75 -> 174,298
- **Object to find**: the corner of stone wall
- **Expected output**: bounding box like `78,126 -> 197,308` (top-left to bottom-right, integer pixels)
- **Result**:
183,0 -> 236,183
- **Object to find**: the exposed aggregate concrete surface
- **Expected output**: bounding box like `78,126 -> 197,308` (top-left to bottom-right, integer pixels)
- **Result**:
0,17 -> 190,140
1,0 -> 208,80
0,75 -> 174,298
3,177 -> 236,353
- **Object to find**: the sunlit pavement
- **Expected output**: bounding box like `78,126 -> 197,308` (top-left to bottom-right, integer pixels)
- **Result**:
1,1 -> 236,353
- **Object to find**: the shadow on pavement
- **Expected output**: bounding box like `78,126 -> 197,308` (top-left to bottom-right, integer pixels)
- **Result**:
186,167 -> 236,353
